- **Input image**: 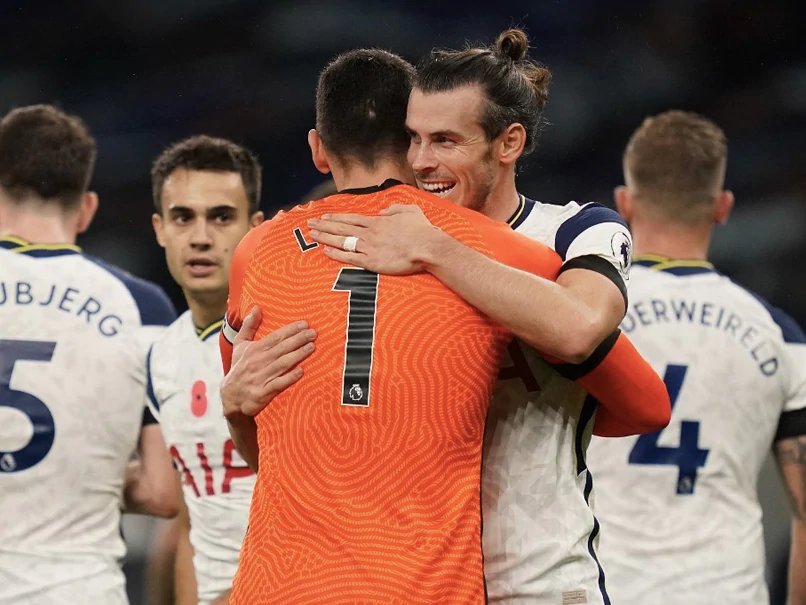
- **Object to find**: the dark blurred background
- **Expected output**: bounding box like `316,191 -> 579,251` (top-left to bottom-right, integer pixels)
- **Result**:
2,0 -> 803,603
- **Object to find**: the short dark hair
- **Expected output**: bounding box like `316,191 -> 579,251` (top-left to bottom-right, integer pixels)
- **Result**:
316,49 -> 415,168
416,28 -> 551,157
151,135 -> 262,213
0,104 -> 97,208
624,110 -> 728,223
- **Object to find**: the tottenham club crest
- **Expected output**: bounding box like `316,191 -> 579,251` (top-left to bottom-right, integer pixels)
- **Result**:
611,231 -> 632,280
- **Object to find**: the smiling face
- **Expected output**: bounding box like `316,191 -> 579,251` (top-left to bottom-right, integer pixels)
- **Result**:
406,85 -> 498,213
152,168 -> 260,307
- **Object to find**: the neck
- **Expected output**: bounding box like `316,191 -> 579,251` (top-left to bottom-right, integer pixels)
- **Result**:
186,294 -> 227,329
630,216 -> 713,261
0,200 -> 77,245
482,169 -> 521,223
331,158 -> 414,191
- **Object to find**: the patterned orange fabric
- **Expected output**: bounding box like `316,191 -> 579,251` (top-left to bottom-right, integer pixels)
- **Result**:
224,183 -> 561,604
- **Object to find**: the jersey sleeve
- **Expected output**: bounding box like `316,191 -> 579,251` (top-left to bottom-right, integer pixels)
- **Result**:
143,343 -> 160,425
549,330 -> 672,437
142,406 -> 158,426
85,255 -> 177,327
127,279 -> 177,327
553,203 -> 632,306
469,215 -> 563,281
220,224 -> 268,373
771,309 -> 806,442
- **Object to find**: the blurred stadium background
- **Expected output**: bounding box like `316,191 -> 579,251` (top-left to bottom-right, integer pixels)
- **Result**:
2,0 -> 803,603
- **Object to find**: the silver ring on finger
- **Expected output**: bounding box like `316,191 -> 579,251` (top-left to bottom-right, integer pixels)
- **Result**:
343,235 -> 359,253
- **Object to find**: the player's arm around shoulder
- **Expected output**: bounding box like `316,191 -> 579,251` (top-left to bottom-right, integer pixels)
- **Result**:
308,201 -> 624,362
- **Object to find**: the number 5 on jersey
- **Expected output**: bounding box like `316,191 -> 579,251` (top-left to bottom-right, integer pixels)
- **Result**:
628,364 -> 710,495
0,340 -> 57,473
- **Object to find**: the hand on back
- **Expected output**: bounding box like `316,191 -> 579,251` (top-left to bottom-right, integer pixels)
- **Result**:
221,306 -> 317,418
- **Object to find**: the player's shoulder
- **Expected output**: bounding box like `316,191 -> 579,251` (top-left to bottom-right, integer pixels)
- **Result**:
513,197 -> 629,259
151,311 -> 195,355
547,201 -> 627,252
230,219 -> 277,270
80,253 -> 177,327
519,199 -> 616,231
730,283 -> 806,345
675,268 -> 806,345
241,192 -> 353,246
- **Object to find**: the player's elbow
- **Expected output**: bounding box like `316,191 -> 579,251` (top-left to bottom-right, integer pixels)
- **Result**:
637,382 -> 672,434
654,399 -> 673,432
124,479 -> 179,518
552,320 -> 603,364
148,488 -> 180,518
138,477 -> 180,518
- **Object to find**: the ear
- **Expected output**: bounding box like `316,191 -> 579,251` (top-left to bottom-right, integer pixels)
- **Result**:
714,190 -> 734,226
497,123 -> 527,167
152,211 -> 166,248
249,211 -> 264,228
308,129 -> 331,175
614,186 -> 633,222
75,191 -> 99,234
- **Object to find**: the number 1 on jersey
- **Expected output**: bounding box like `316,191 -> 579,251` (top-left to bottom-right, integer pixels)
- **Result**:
332,268 -> 378,407
628,364 -> 709,495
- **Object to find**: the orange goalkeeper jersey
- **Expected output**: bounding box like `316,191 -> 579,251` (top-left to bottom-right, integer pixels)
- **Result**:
221,180 -> 561,604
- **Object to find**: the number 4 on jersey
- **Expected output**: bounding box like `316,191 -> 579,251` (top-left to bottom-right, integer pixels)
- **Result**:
628,364 -> 709,495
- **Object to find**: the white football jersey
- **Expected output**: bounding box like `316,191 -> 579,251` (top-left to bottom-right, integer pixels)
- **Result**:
148,311 -> 255,605
483,197 -> 632,604
587,257 -> 806,605
0,237 -> 175,605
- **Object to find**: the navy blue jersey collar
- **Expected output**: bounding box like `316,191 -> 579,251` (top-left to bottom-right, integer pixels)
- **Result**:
195,318 -> 224,341
507,194 -> 535,230
0,236 -> 81,257
633,254 -> 715,276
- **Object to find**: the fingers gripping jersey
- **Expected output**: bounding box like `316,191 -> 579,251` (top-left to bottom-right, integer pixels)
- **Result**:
0,238 -> 175,605
147,312 -> 255,604
587,259 -> 806,605
483,198 -> 633,605
223,182 -> 562,604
